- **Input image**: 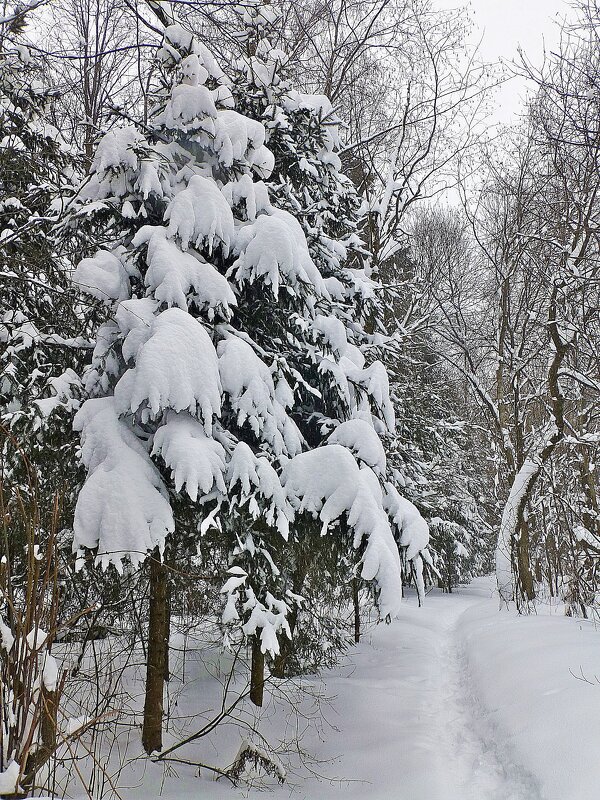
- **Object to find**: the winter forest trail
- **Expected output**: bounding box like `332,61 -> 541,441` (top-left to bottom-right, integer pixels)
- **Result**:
150,577 -> 600,800
166,579 -> 547,800
306,579 -> 544,800
415,586 -> 543,800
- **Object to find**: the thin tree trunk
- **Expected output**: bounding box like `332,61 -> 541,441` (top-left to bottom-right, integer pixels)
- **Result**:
142,552 -> 169,754
271,542 -> 311,679
21,685 -> 59,794
164,572 -> 171,683
250,637 -> 264,707
271,606 -> 297,679
352,577 -> 360,643
516,516 -> 535,604
496,283 -> 568,604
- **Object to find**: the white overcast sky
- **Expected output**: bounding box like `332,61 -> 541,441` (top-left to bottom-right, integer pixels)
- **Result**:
437,0 -> 571,125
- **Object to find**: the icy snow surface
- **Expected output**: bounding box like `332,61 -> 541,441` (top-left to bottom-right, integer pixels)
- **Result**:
0,761 -> 21,796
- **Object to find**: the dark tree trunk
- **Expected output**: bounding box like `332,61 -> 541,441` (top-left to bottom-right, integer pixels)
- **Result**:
271,606 -> 298,679
142,552 -> 169,754
271,541 -> 310,679
164,574 -> 171,683
352,577 -> 360,644
516,517 -> 535,604
250,637 -> 265,707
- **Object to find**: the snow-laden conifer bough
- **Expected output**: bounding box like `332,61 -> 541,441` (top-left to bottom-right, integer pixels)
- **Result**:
69,4 -> 433,694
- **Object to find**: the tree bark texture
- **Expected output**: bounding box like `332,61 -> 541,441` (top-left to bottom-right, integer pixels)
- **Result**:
142,553 -> 169,754
352,577 -> 360,643
250,637 -> 265,707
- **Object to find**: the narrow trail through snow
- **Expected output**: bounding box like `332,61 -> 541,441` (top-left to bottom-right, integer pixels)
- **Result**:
427,588 -> 542,800
310,581 -> 544,800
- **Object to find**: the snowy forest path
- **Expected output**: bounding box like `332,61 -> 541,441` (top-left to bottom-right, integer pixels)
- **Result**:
424,582 -> 543,800
295,579 -> 546,800
154,581 -> 552,800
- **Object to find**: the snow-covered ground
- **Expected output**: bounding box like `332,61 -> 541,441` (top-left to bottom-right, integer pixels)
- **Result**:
98,577 -> 600,800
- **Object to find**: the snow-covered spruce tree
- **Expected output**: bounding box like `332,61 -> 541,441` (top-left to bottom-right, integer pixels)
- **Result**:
69,23 -> 403,751
388,358 -> 492,591
228,4 -> 434,665
0,15 -> 84,500
0,15 -> 96,683
229,4 -> 367,286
